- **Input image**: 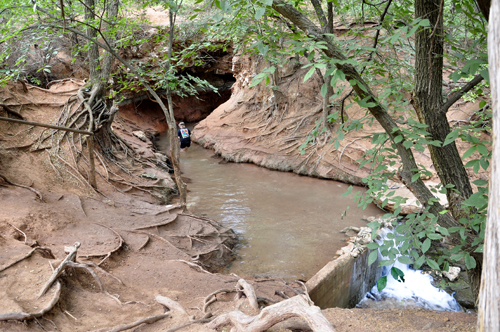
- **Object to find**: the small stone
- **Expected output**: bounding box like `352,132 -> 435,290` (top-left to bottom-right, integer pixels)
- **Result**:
140,173 -> 157,180
443,266 -> 461,282
133,131 -> 148,142
154,152 -> 167,162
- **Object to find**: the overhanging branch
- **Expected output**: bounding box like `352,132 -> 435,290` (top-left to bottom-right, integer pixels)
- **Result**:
442,74 -> 484,113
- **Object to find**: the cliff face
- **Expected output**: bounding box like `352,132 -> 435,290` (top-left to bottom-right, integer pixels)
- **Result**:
193,53 -> 375,185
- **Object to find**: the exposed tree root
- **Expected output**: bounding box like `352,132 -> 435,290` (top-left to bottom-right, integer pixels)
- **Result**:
155,296 -> 189,317
203,289 -> 234,313
235,279 -> 259,310
0,246 -> 54,273
7,222 -> 29,245
0,104 -> 24,119
0,173 -> 44,202
206,295 -> 335,332
0,282 -> 62,322
123,230 -> 189,258
93,313 -> 171,332
338,138 -> 363,164
168,259 -> 217,276
165,313 -> 214,332
37,241 -> 123,304
38,242 -> 81,298
80,223 -> 124,266
132,214 -> 178,230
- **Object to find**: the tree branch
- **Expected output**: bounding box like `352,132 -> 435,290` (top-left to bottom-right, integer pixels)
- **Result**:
310,0 -> 328,32
442,74 -> 484,113
0,6 -> 31,15
270,0 -> 476,248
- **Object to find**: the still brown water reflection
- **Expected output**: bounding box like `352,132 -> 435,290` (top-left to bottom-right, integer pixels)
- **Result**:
159,141 -> 383,280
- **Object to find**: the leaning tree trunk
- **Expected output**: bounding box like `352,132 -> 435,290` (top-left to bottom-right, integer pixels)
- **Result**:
85,0 -> 101,84
413,0 -> 480,300
477,0 -> 499,329
164,8 -> 187,206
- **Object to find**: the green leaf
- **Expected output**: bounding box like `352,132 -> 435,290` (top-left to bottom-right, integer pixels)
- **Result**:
480,69 -> 489,83
462,192 -> 488,209
464,253 -> 476,269
403,140 -> 413,149
398,256 -> 413,265
450,70 -> 462,82
414,255 -> 426,269
443,129 -> 460,146
320,84 -> 327,98
473,179 -> 488,186
422,238 -> 431,253
394,135 -> 403,143
480,158 -> 490,170
341,185 -> 353,197
437,226 -> 449,236
303,67 -> 316,82
411,173 -> 420,183
368,250 -> 379,266
367,222 -> 381,230
419,18 -> 431,27
477,144 -> 488,156
377,276 -> 388,292
390,267 -> 405,282
426,258 -> 440,270
254,7 -> 266,19
462,146 -> 476,159
379,259 -> 394,266
357,96 -> 377,108
427,233 -> 443,240
366,242 -> 379,250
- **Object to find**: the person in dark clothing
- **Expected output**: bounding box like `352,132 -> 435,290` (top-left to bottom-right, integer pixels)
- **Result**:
177,122 -> 191,151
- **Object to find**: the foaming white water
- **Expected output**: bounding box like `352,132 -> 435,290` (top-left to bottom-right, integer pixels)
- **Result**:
358,228 -> 461,311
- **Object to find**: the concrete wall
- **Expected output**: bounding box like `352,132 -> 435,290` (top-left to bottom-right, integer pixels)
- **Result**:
306,245 -> 382,309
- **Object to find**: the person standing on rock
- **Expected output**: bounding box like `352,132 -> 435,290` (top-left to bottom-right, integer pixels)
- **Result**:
177,122 -> 191,152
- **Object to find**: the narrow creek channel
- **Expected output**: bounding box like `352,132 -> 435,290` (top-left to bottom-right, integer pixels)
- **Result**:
157,136 -> 383,280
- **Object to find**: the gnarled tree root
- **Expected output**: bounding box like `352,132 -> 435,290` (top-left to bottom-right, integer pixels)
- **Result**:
206,294 -> 335,332
93,313 -> 171,332
38,242 -> 80,298
0,246 -> 54,273
0,173 -> 44,202
0,281 -> 62,321
235,279 -> 259,311
155,296 -> 189,317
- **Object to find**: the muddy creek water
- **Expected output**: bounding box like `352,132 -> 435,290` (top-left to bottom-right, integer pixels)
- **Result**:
158,139 -> 382,280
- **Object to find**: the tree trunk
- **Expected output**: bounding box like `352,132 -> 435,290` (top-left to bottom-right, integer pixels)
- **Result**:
477,0 -> 499,328
165,8 -> 187,207
85,0 -> 101,83
413,0 -> 473,222
413,0 -> 480,300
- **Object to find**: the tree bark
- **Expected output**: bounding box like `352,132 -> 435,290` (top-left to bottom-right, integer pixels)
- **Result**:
413,0 -> 473,223
413,0 -> 481,300
477,0 -> 499,329
166,8 -> 187,207
85,0 -> 101,82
